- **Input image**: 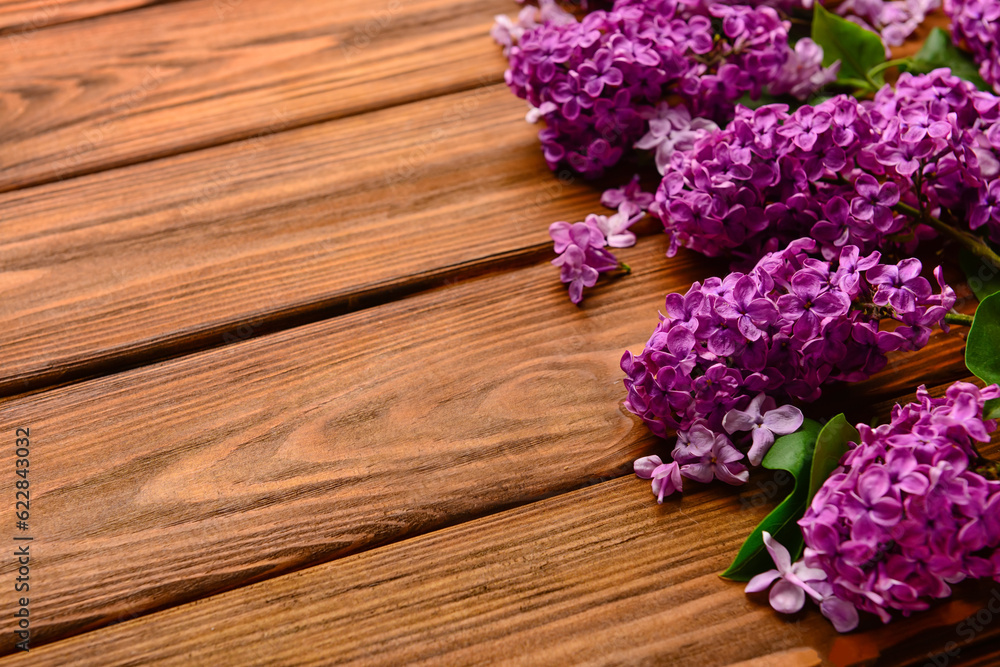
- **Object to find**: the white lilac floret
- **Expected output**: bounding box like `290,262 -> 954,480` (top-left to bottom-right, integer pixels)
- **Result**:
745,531 -> 860,632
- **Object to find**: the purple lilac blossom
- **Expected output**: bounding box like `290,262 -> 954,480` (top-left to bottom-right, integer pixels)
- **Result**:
601,174 -> 655,210
745,531 -> 860,632
947,0 -> 1000,93
723,392 -> 805,465
549,202 -> 644,302
635,104 -> 720,175
768,38 -> 840,100
655,70 -> 1000,261
799,382 -> 1000,624
624,238 -> 955,495
634,454 -> 684,501
500,0 -> 835,178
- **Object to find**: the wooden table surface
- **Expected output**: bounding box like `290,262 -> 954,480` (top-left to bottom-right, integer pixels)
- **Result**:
1,2 -> 997,665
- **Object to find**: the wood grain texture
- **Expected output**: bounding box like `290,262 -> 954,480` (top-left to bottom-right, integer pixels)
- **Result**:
0,0 -> 165,34
0,474 -> 829,666
725,649 -> 823,667
0,0 -> 511,191
0,226 -> 980,655
0,86 -> 606,397
7,428 -> 998,667
0,235 -> 696,652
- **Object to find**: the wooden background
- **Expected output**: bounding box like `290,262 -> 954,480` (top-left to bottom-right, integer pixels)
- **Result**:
0,2 -> 996,665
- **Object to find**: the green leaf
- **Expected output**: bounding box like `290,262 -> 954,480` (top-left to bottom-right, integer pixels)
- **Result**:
967,292 -> 1000,386
985,398 -> 1000,421
960,247 -> 1000,301
904,28 -> 991,92
811,3 -> 885,90
807,414 -> 858,506
721,419 -> 823,582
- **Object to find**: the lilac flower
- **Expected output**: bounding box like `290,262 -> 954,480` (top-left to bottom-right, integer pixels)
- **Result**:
634,455 -> 683,502
623,240 -> 954,498
746,533 -> 860,633
601,175 -> 654,210
799,382 -> 1000,625
550,220 -> 603,254
674,424 -> 749,486
746,532 -> 828,613
850,175 -> 899,232
970,180 -> 1000,230
549,220 -> 620,303
723,393 -> 805,465
775,270 -> 851,339
552,245 -> 600,304
714,276 -> 779,341
587,203 -> 643,248
579,49 -> 624,97
635,104 -> 719,175
866,258 -> 932,313
778,107 -> 832,152
947,0 -> 1000,93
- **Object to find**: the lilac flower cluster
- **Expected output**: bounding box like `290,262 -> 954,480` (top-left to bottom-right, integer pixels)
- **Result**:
501,0 -> 836,177
655,70 -> 1000,261
626,238 -> 956,498
947,0 -> 1000,93
799,382 -> 1000,622
550,197 -> 645,303
491,1 -> 577,57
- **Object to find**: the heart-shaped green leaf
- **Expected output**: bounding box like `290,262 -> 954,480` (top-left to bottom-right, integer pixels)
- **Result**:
807,414 -> 858,506
721,419 -> 822,582
903,28 -> 991,92
967,292 -> 1000,386
811,4 -> 885,90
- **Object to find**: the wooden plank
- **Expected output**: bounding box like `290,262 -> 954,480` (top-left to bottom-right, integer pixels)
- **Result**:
0,85 -> 606,396
0,71 -> 971,402
0,229 -> 979,654
0,0 -> 163,34
0,212 -> 979,659
0,473 -> 824,665
725,649 -> 823,667
0,0 -> 511,191
0,235 -> 689,651
8,425 -> 998,667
